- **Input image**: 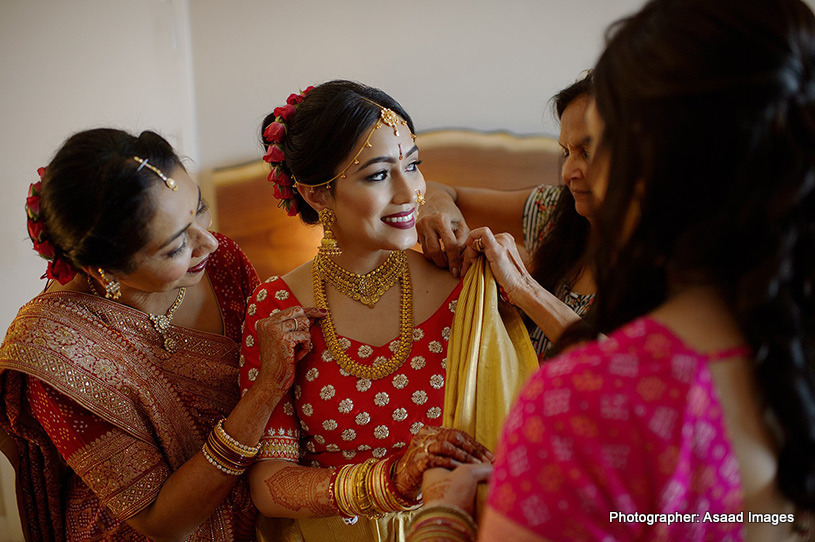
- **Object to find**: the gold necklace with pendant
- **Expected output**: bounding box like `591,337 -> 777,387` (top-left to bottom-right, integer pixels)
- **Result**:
314,250 -> 406,308
311,253 -> 413,379
86,275 -> 187,353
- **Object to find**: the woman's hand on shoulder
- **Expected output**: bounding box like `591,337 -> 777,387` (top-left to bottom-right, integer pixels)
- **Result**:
254,306 -> 326,398
416,182 -> 470,278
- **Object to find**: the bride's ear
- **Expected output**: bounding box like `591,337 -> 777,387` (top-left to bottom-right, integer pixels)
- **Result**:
298,184 -> 333,212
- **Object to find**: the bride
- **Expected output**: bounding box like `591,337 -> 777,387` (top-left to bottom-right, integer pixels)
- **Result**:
240,80 -> 495,541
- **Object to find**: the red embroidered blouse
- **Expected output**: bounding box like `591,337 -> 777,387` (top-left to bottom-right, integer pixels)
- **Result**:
240,275 -> 462,468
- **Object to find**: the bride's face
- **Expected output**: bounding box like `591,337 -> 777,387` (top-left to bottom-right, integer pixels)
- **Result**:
329,120 -> 425,254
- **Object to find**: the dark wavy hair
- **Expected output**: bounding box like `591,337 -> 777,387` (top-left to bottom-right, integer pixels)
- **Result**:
589,0 -> 815,511
260,80 -> 415,224
530,73 -> 594,296
40,128 -> 183,273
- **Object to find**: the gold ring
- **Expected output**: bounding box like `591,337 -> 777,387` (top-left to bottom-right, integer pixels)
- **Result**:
422,441 -> 432,455
473,238 -> 484,252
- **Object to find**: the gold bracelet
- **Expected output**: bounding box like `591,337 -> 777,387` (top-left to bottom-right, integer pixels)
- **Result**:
207,430 -> 254,470
201,441 -> 244,476
409,505 -> 477,542
213,418 -> 260,457
369,455 -> 421,513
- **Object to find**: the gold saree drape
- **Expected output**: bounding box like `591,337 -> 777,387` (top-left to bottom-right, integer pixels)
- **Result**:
444,256 -> 539,518
444,256 -> 538,450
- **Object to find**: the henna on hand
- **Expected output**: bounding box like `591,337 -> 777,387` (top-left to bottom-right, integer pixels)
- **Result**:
255,306 -> 326,398
393,427 -> 492,497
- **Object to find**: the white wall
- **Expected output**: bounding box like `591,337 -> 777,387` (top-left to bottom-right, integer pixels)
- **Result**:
0,1 -> 196,539
189,0 -> 646,174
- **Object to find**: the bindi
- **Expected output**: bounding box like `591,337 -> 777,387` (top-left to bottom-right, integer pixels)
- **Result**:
398,143 -> 403,160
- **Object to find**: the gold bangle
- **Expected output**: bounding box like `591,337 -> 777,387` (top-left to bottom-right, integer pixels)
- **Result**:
213,418 -> 260,457
207,429 -> 254,469
201,442 -> 244,476
412,504 -> 477,534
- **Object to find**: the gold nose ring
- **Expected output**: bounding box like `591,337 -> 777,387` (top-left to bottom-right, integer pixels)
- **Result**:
415,190 -> 425,207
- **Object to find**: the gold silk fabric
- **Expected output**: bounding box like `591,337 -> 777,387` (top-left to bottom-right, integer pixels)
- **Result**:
444,257 -> 539,515
444,256 -> 538,449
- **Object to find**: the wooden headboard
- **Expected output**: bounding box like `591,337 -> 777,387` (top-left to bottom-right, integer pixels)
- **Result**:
212,130 -> 561,280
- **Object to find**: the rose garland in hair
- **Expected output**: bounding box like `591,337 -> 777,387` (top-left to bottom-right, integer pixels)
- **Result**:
262,85 -> 314,216
26,167 -> 77,284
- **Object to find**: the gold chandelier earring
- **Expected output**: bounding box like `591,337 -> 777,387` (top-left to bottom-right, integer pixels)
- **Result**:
318,208 -> 342,257
97,268 -> 121,300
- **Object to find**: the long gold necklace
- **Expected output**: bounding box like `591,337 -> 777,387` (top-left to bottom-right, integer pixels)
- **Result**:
314,251 -> 406,308
86,275 -> 187,353
312,253 -> 413,379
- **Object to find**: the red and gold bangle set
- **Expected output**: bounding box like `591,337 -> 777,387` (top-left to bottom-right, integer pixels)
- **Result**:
407,504 -> 478,542
201,418 -> 261,476
331,455 -> 421,520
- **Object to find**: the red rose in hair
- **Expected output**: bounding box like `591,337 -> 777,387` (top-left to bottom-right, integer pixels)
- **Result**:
268,167 -> 292,186
274,104 -> 296,123
47,258 -> 75,285
37,167 -> 46,179
286,93 -> 304,106
263,121 -> 286,143
263,144 -> 285,164
26,195 -> 40,219
286,198 -> 299,216
302,86 -> 314,95
33,239 -> 55,260
28,219 -> 46,242
273,184 -> 294,200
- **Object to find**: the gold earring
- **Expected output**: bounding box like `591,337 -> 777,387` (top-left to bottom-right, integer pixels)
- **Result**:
415,190 -> 425,208
98,268 -> 121,300
318,208 -> 342,256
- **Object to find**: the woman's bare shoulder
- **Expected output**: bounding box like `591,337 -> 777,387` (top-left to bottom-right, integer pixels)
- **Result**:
406,249 -> 459,289
282,260 -> 315,306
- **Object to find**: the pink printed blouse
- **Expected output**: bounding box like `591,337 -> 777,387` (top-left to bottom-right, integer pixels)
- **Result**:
240,276 -> 461,468
488,316 -> 748,541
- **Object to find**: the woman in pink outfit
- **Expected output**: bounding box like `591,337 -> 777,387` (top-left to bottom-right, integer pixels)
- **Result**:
407,0 -> 815,540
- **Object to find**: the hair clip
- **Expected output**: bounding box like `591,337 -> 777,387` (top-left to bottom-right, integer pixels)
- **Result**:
133,156 -> 177,190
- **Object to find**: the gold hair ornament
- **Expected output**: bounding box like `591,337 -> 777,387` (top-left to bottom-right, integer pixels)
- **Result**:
133,156 -> 177,190
305,107 -> 413,189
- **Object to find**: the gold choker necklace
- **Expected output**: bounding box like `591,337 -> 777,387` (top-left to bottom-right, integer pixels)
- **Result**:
314,251 -> 407,308
86,275 -> 187,353
312,252 -> 413,379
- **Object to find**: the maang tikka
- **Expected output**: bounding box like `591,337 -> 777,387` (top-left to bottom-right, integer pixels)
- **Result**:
318,208 -> 342,256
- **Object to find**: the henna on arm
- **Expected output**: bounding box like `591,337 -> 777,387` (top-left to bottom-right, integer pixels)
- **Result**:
260,465 -> 336,518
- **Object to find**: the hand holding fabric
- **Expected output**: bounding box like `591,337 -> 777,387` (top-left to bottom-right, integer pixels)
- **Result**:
461,226 -> 535,307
